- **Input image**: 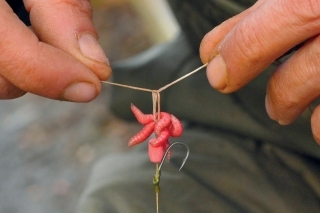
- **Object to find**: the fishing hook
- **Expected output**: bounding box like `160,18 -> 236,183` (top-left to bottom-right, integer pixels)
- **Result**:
159,142 -> 190,171
153,142 -> 190,193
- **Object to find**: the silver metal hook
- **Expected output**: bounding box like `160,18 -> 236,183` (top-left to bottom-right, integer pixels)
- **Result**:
158,142 -> 190,171
152,142 -> 190,193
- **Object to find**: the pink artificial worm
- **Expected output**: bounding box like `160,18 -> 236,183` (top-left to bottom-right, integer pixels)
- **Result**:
150,128 -> 171,147
169,114 -> 183,137
154,112 -> 171,136
128,122 -> 155,147
131,104 -> 154,125
128,104 -> 184,163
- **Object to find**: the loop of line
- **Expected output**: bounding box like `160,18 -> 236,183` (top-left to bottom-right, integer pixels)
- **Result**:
152,91 -> 161,121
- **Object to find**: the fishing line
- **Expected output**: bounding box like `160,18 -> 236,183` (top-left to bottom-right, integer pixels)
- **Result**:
101,63 -> 208,213
101,63 -> 208,94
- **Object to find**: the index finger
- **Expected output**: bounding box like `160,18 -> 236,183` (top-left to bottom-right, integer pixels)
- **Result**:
24,0 -> 112,81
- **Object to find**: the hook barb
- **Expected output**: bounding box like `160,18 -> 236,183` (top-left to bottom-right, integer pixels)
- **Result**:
158,142 -> 190,171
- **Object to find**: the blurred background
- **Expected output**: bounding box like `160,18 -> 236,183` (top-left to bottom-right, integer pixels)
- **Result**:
0,0 -> 179,212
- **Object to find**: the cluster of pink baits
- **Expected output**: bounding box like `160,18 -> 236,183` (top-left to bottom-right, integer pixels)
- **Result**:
128,104 -> 183,163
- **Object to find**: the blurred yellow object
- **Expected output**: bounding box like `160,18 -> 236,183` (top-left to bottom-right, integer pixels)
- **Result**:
92,0 -> 179,44
129,0 -> 180,44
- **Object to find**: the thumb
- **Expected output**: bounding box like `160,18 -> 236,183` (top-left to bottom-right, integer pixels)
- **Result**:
24,0 -> 112,80
200,0 -> 267,63
0,1 -> 101,102
204,0 -> 320,93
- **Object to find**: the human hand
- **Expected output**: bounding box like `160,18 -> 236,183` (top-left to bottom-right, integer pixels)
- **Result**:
200,0 -> 320,143
0,0 -> 111,102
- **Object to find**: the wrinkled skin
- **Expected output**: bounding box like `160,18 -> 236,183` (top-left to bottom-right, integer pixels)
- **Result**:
200,0 -> 320,144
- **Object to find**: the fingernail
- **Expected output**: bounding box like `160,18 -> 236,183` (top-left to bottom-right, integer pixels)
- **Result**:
278,120 -> 289,125
265,95 -> 276,120
206,54 -> 227,90
78,34 -> 109,64
63,82 -> 97,102
265,95 -> 291,125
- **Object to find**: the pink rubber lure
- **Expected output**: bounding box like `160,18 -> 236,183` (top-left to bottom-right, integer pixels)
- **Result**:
131,104 -> 154,125
128,104 -> 183,163
128,122 -> 155,147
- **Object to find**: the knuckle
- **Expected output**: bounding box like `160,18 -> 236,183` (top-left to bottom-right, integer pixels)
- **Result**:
230,23 -> 264,65
2,45 -> 47,95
